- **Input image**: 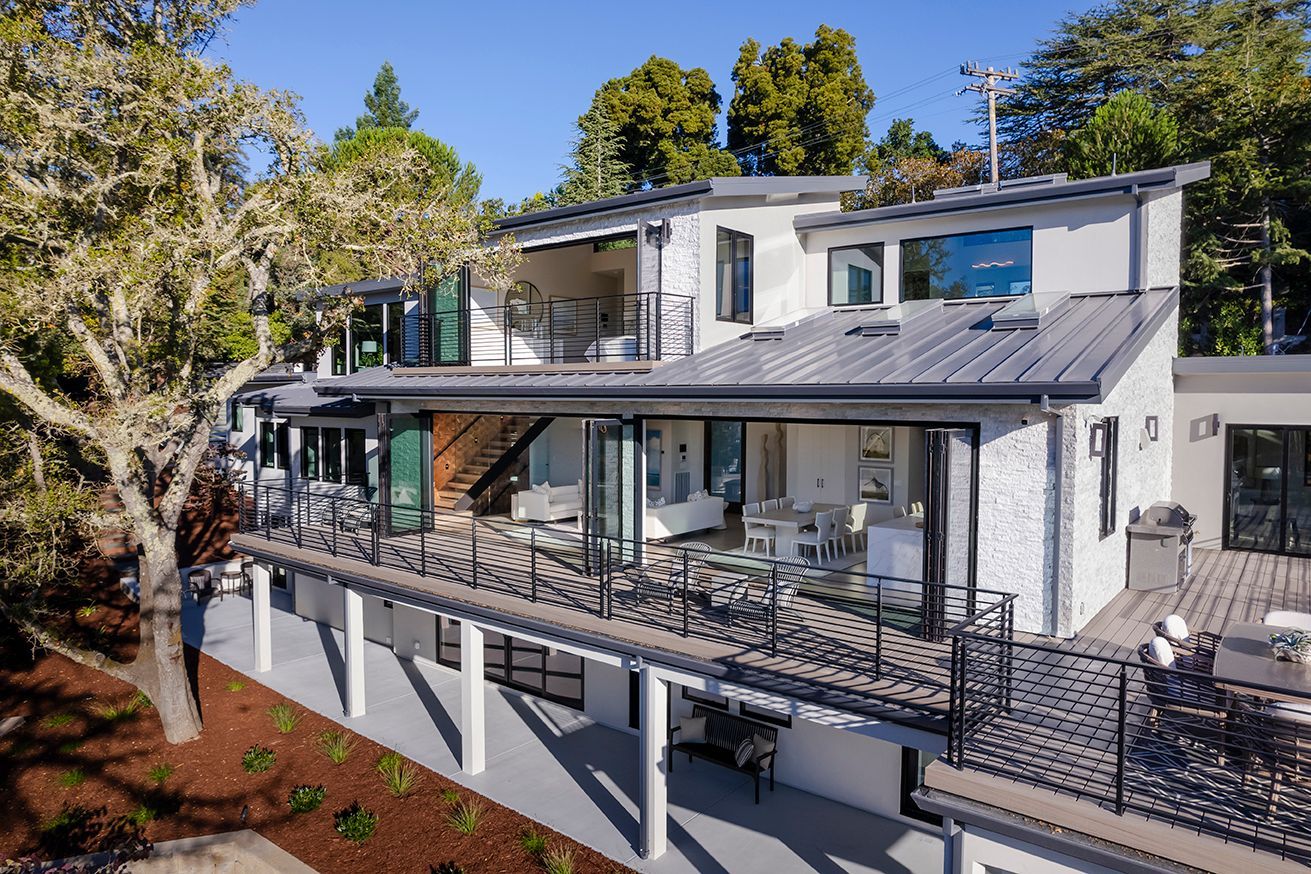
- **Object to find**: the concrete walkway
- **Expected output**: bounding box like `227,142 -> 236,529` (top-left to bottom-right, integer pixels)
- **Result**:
182,593 -> 941,874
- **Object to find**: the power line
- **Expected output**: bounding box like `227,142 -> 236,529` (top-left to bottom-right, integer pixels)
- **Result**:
958,62 -> 1018,184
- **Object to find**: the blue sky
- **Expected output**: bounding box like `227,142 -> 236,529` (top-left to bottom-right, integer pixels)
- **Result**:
214,1 -> 1093,203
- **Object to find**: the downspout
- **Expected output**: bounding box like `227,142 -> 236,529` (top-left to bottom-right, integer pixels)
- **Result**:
1129,184 -> 1146,290
941,815 -> 960,874
1038,394 -> 1072,636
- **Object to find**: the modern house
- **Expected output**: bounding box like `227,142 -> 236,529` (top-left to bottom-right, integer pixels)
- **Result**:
219,162 -> 1311,872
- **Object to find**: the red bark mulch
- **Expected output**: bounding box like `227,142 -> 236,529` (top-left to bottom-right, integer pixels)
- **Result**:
0,643 -> 630,873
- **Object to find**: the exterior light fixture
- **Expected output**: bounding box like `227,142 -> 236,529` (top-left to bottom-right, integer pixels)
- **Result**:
1089,421 -> 1108,458
1144,415 -> 1159,442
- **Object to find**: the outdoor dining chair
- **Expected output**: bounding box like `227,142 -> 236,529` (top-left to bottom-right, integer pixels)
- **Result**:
627,542 -> 713,614
727,555 -> 810,627
1138,639 -> 1235,764
1238,701 -> 1311,817
1151,614 -> 1221,671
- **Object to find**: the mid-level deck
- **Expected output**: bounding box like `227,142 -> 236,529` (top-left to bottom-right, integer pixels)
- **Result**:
234,488 -> 1013,728
942,549 -> 1311,872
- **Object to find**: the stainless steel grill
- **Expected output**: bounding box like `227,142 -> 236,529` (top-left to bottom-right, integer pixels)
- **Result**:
1126,500 -> 1196,591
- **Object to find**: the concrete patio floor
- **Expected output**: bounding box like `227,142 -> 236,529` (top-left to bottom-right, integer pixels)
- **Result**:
182,592 -> 941,874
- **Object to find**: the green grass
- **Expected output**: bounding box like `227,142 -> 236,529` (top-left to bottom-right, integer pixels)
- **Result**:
375,751 -> 419,798
317,729 -> 355,765
519,829 -> 548,858
446,799 -> 484,836
241,744 -> 276,774
57,768 -> 86,788
267,702 -> 302,734
57,740 -> 83,754
440,788 -> 461,806
41,712 -> 76,729
147,763 -> 176,785
75,604 -> 98,619
42,805 -> 93,834
94,691 -> 150,723
124,804 -> 157,826
225,680 -> 246,692
333,803 -> 377,844
542,847 -> 575,874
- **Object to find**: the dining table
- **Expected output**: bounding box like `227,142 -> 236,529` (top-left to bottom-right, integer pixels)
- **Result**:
740,502 -> 844,557
1212,621 -> 1311,704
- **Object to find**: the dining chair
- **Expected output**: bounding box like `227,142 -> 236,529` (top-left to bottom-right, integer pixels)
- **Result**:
910,501 -> 924,515
742,502 -> 774,555
845,503 -> 868,552
762,498 -> 780,512
893,506 -> 907,518
1152,614 -> 1220,671
779,496 -> 796,509
791,511 -> 832,563
827,506 -> 848,557
1238,700 -> 1311,816
1138,640 -> 1233,764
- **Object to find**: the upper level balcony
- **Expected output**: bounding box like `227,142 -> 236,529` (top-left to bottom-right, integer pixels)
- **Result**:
408,291 -> 695,369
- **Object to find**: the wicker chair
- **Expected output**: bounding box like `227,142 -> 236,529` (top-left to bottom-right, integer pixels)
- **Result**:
626,542 -> 712,614
1138,642 -> 1234,764
1152,615 -> 1221,672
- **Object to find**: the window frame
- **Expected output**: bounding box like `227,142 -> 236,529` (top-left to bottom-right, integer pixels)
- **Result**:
259,421 -> 276,469
231,402 -> 245,433
681,686 -> 729,711
300,426 -> 320,480
344,428 -> 367,486
1098,417 -> 1120,539
738,701 -> 792,728
322,428 -> 343,483
899,747 -> 942,825
274,422 -> 290,471
715,227 -> 754,324
827,242 -> 886,307
899,226 -> 1034,301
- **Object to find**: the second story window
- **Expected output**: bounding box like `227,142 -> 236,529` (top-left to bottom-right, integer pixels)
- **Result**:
260,421 -> 289,470
351,304 -> 385,370
716,227 -> 753,324
344,428 -> 367,485
829,243 -> 885,306
322,429 -> 342,483
901,227 -> 1032,300
300,426 -> 320,480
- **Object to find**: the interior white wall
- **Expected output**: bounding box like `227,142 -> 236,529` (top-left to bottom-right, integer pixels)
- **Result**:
528,418 -> 584,488
780,423 -> 925,522
800,196 -> 1137,309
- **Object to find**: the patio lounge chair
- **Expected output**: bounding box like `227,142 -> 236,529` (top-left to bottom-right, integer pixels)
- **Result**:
625,542 -> 712,614
1152,614 -> 1221,671
1138,640 -> 1235,764
727,555 -> 809,626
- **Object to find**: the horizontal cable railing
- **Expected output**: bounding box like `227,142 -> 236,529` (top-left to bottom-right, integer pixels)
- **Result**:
409,291 -> 695,367
239,482 -> 1014,717
949,626 -> 1311,865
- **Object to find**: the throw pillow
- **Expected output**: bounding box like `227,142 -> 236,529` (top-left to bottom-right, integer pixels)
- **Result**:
1148,636 -> 1176,668
752,733 -> 775,761
680,716 -> 706,743
734,737 -> 755,768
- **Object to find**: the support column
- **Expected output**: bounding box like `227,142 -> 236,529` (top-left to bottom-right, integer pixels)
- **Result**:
638,662 -> 668,860
342,583 -> 366,718
460,620 -> 485,775
250,561 -> 272,673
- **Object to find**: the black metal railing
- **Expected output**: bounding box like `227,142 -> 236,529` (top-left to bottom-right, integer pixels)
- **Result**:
239,482 -> 1014,718
408,291 -> 694,367
948,625 -> 1311,865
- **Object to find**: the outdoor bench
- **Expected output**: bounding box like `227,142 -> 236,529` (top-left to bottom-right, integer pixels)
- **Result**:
669,703 -> 778,803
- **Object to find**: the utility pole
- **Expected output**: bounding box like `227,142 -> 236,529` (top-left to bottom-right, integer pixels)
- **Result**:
959,62 -> 1018,185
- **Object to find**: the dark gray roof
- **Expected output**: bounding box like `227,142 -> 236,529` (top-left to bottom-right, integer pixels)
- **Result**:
493,176 -> 867,233
314,289 -> 1177,406
795,162 -> 1211,232
236,378 -> 374,418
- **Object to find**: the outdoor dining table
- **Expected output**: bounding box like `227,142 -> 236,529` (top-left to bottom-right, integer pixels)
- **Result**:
740,502 -> 844,557
1212,621 -> 1311,704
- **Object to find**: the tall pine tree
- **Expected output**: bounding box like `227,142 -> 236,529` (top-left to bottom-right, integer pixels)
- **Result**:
558,102 -> 632,205
335,61 -> 420,142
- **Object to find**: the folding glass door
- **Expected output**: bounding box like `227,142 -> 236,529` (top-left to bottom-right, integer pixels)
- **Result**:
923,428 -> 977,640
1227,427 -> 1311,555
705,420 -> 745,506
583,419 -> 624,574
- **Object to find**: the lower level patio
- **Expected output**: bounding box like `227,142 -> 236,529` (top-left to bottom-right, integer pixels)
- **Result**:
182,592 -> 942,874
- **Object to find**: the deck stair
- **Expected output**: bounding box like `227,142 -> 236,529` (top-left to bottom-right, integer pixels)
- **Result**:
435,415 -> 536,512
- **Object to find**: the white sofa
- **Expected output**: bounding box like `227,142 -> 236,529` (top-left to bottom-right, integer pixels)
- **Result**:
513,483 -> 582,523
645,496 -> 727,540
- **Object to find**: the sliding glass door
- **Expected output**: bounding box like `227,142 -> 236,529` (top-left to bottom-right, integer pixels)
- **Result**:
705,420 -> 745,507
1227,426 -> 1311,555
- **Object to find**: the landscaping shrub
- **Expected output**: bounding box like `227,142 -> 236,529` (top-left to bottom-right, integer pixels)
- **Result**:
542,846 -> 575,874
440,788 -> 461,805
446,799 -> 484,836
41,712 -> 75,729
333,803 -> 378,844
318,729 -> 355,765
125,803 -> 157,826
57,740 -> 83,754
430,863 -> 465,874
225,680 -> 246,692
288,784 -> 327,814
267,702 -> 302,734
241,744 -> 276,774
94,691 -> 150,722
147,763 -> 175,785
519,828 -> 548,858
376,751 -> 419,797
57,768 -> 86,788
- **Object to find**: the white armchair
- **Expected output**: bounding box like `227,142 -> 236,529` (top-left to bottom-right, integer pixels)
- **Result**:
514,482 -> 582,523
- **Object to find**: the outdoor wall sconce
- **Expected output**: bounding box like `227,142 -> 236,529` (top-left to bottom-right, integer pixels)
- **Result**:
1089,421 -> 1108,458
1144,415 -> 1159,442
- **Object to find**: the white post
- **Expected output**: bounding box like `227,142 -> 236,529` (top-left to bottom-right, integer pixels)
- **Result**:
460,620 -> 486,775
342,583 -> 366,718
250,561 -> 272,673
639,662 -> 668,860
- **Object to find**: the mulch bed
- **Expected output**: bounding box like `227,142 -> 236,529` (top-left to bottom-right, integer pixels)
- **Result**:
0,642 -> 631,873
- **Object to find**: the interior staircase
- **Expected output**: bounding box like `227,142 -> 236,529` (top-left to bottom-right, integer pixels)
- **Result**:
435,415 -> 536,512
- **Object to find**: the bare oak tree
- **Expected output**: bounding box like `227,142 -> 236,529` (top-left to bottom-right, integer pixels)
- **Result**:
0,1 -> 516,741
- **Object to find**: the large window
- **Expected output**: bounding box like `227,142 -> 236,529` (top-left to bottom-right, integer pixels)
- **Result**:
829,244 -> 884,306
330,327 -> 347,376
260,421 -> 288,470
716,227 -> 753,323
231,402 -> 245,433
705,420 -> 745,505
901,227 -> 1032,300
386,301 -> 406,365
300,427 -> 320,480
344,428 -> 367,486
322,428 -> 343,483
351,304 -> 385,370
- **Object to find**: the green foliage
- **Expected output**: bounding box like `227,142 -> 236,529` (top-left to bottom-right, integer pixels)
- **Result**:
590,56 -> 740,187
75,603 -> 98,619
241,744 -> 276,774
728,25 -> 874,176
446,799 -> 484,835
440,788 -> 461,806
519,829 -> 548,857
225,680 -> 246,693
376,751 -> 420,797
542,846 -> 575,874
94,693 -> 147,723
326,126 -> 481,206
318,729 -> 355,765
1065,91 -> 1179,179
267,702 -> 302,734
57,768 -> 86,788
125,804 -> 157,826
147,763 -> 176,785
333,803 -> 378,844
336,61 -> 420,141
287,783 -> 327,814
558,101 -> 632,206
41,712 -> 75,729
57,739 -> 83,754
855,119 -> 986,208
